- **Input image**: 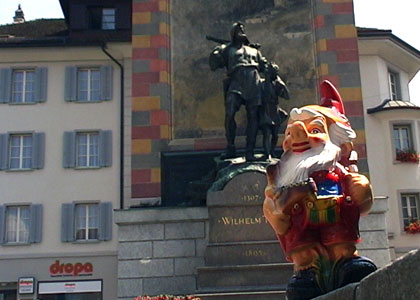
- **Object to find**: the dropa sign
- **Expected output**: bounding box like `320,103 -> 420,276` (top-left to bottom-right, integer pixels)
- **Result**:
49,260 -> 93,277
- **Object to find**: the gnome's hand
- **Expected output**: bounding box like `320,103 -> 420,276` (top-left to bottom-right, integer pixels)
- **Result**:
344,173 -> 373,215
263,188 -> 291,236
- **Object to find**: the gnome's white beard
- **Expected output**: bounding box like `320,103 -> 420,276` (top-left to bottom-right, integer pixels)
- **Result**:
277,140 -> 341,188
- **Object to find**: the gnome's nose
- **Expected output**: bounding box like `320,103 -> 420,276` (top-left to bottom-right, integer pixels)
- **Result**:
289,121 -> 308,142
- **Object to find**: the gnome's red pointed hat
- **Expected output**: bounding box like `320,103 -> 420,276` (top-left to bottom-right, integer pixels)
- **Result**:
289,80 -> 356,146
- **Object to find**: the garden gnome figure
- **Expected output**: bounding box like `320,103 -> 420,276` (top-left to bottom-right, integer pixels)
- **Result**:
263,80 -> 377,299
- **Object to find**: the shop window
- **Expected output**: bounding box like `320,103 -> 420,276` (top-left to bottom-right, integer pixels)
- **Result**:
401,193 -> 419,227
61,202 -> 112,242
62,130 -> 112,169
388,70 -> 401,100
0,204 -> 42,245
0,132 -> 45,171
64,65 -> 113,102
0,67 -> 47,103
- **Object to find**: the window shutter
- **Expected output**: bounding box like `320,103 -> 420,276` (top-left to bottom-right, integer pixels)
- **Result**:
99,202 -> 112,241
100,65 -> 113,101
0,133 -> 9,170
61,203 -> 75,242
64,66 -> 78,102
99,130 -> 112,167
34,67 -> 48,103
32,132 -> 45,169
0,68 -> 12,103
0,205 -> 5,244
29,204 -> 43,243
63,131 -> 76,168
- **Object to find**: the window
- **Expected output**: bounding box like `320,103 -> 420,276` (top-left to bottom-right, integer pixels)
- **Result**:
61,202 -> 112,242
63,130 -> 112,169
5,205 -> 30,243
75,203 -> 99,241
0,67 -> 47,103
393,125 -> 413,153
77,68 -> 100,101
76,132 -> 99,168
0,204 -> 42,245
388,70 -> 401,100
12,70 -> 35,103
64,66 -> 113,102
0,132 -> 45,171
401,194 -> 419,227
88,7 -> 115,30
102,8 -> 115,30
9,134 -> 32,169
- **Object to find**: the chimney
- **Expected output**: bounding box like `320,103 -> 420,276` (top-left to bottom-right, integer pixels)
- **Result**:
13,4 -> 25,24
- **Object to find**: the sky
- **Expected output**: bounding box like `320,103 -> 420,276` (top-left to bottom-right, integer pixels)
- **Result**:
1,0 -> 420,104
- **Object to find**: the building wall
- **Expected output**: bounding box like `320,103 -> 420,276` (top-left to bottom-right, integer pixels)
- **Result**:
360,53 -> 420,257
130,0 -> 367,204
0,44 -> 131,300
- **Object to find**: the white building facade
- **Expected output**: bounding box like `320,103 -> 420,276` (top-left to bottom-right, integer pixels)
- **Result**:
358,28 -> 420,259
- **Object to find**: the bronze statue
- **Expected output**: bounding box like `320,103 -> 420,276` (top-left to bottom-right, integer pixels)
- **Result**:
209,22 -> 268,161
260,62 -> 290,159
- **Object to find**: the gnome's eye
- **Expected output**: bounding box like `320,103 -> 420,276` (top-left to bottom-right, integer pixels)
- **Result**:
310,128 -> 322,134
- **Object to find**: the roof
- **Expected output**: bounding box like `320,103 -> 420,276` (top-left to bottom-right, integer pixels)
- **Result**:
357,27 -> 420,59
0,18 -> 130,48
367,99 -> 420,114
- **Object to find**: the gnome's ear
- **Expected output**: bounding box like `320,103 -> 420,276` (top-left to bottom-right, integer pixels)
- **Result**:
320,80 -> 345,115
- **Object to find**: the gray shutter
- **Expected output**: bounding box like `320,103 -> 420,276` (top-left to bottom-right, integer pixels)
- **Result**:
116,3 -> 131,29
0,205 -> 5,244
32,132 -> 45,169
64,66 -> 78,102
99,130 -> 112,167
0,133 -> 9,170
0,68 -> 12,103
29,204 -> 43,243
100,65 -> 113,101
98,202 -> 112,241
35,67 -> 48,103
61,203 -> 75,242
63,131 -> 76,168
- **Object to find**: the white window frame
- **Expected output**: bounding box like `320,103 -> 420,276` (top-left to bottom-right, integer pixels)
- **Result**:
11,69 -> 35,103
77,68 -> 100,102
76,132 -> 99,168
390,121 -> 418,163
74,203 -> 99,241
400,193 -> 420,228
102,8 -> 116,30
9,134 -> 33,170
5,205 -> 30,244
388,70 -> 401,100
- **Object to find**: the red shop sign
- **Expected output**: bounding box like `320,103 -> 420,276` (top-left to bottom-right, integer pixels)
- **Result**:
49,260 -> 93,277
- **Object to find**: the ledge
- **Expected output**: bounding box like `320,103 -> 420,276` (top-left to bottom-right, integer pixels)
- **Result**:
114,206 -> 209,225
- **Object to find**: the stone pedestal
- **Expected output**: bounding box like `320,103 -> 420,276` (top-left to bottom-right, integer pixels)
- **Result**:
196,162 -> 293,299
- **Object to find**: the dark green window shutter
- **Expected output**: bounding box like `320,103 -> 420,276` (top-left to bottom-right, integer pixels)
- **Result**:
61,203 -> 75,242
63,131 -> 76,168
0,133 -> 9,170
29,204 -> 43,243
100,65 -> 113,101
99,130 -> 112,167
35,67 -> 48,102
32,132 -> 45,169
98,202 -> 112,241
64,66 -> 78,102
0,205 -> 5,244
0,68 -> 12,103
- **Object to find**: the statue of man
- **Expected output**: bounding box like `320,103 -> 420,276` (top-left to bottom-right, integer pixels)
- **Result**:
209,22 -> 267,161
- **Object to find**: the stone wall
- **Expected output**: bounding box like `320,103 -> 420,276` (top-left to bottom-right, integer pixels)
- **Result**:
115,207 -> 209,299
314,249 -> 420,300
